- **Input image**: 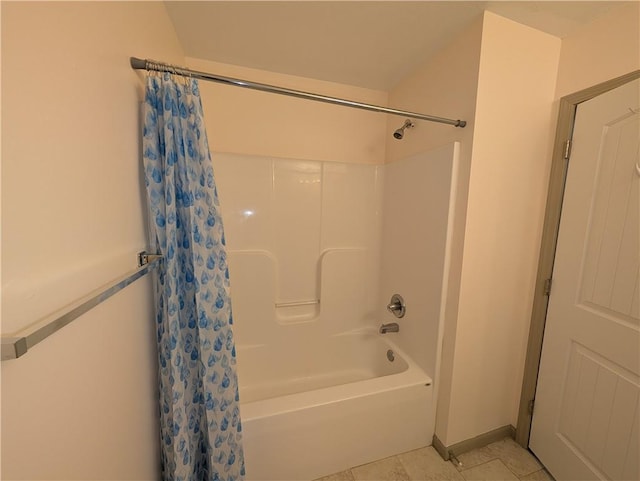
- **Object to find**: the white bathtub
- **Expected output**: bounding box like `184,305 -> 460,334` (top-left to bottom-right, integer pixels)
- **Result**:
237,330 -> 434,481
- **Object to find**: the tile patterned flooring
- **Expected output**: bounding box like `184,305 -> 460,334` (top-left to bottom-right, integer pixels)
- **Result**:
315,437 -> 554,481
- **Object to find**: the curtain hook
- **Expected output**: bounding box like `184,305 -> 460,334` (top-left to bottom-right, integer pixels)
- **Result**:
149,60 -> 161,76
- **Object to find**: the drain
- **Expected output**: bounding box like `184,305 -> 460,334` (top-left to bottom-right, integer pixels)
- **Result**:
387,349 -> 395,362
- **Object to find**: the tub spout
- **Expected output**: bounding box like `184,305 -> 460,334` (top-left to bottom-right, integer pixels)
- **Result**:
379,322 -> 400,334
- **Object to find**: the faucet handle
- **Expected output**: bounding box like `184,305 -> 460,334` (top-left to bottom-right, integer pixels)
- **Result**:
386,294 -> 406,318
387,301 -> 400,310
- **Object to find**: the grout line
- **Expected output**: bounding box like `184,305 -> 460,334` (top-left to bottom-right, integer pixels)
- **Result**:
502,459 -> 524,479
458,457 -> 500,472
495,453 -> 542,480
516,468 -> 544,481
456,454 -> 499,472
319,442 -> 545,481
494,459 -> 518,479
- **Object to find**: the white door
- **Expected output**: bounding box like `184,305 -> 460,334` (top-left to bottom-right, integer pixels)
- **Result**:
530,78 -> 640,481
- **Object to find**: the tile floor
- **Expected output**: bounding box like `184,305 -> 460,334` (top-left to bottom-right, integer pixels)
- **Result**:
315,437 -> 554,481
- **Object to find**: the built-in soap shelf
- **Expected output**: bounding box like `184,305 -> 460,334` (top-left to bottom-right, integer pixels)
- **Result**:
227,248 -> 367,328
273,299 -> 319,322
274,301 -> 320,323
274,299 -> 320,308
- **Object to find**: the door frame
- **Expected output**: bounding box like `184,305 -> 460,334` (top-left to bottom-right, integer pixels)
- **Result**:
515,69 -> 640,448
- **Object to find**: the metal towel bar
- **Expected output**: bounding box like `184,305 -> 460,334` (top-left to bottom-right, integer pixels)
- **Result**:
1,251 -> 162,361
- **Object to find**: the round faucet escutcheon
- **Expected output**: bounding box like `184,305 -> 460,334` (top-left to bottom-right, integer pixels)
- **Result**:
386,293 -> 406,318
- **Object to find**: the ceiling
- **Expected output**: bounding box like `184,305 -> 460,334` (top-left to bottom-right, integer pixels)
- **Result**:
165,1 -> 629,90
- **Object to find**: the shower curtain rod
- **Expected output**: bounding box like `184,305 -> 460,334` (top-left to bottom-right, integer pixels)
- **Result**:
130,57 -> 466,128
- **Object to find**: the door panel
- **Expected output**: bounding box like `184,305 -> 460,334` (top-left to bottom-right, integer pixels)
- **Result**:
580,112 -> 639,324
530,78 -> 640,481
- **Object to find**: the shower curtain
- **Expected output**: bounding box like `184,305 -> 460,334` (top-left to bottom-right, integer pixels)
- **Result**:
142,72 -> 245,481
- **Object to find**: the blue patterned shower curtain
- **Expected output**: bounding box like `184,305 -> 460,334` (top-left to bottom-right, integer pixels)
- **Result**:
142,72 -> 245,481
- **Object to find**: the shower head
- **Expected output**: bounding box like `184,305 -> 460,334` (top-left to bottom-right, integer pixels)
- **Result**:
393,119 -> 414,140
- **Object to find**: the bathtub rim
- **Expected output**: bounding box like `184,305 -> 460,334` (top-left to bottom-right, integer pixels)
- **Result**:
239,329 -> 432,422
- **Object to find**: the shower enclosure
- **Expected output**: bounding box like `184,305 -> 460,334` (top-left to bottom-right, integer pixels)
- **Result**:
212,142 -> 459,480
125,56 -> 465,480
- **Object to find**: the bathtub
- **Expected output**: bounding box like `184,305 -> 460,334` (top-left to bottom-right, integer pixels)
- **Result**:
237,329 -> 434,481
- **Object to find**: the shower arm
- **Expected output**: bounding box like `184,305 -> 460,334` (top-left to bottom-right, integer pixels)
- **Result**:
130,57 -> 467,128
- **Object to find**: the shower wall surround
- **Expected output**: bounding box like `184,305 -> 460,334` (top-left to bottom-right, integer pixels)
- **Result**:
212,144 -> 458,479
213,143 -> 458,377
213,153 -> 382,345
379,143 -> 459,378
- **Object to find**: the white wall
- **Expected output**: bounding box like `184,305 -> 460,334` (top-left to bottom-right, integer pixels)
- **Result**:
388,12 -> 561,447
387,17 -> 483,440
187,57 -> 389,165
385,15 -> 484,447
385,17 -> 481,164
443,12 -> 560,445
435,4 -> 639,448
555,2 -> 640,99
1,2 -> 184,479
